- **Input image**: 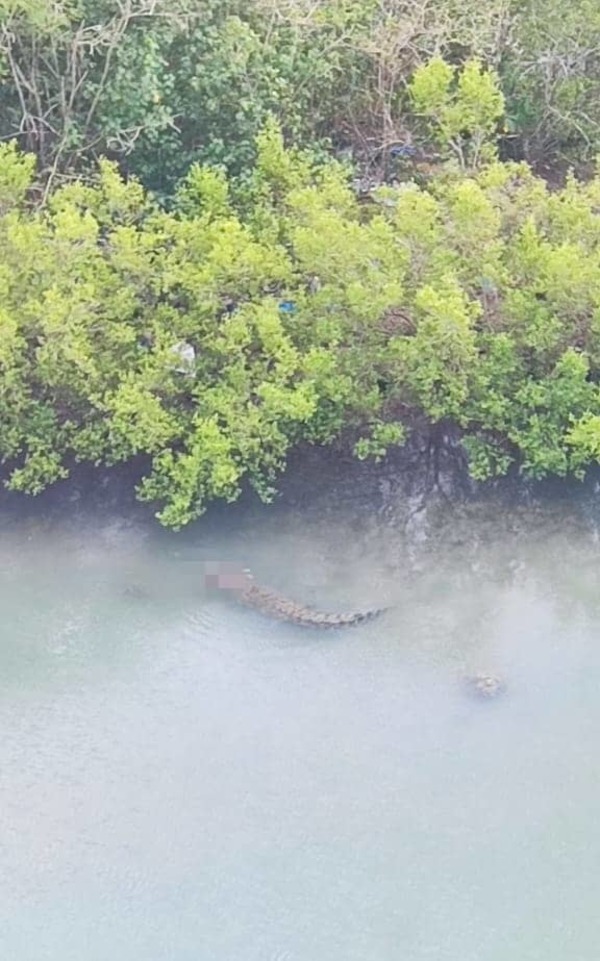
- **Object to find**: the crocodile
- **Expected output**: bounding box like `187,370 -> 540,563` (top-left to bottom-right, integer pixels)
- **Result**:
203,563 -> 507,696
204,563 -> 386,628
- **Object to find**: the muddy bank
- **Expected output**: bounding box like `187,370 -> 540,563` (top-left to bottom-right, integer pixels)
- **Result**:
0,426 -> 598,541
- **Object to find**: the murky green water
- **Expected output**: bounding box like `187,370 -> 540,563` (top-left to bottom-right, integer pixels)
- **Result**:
2,480 -> 600,960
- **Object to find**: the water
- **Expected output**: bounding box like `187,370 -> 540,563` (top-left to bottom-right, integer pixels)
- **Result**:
1,479 -> 600,960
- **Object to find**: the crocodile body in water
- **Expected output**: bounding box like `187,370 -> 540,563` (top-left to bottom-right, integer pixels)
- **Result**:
205,564 -> 386,629
203,563 -> 507,696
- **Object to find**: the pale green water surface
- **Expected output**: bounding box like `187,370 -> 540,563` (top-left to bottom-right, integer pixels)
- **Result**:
1,485 -> 600,960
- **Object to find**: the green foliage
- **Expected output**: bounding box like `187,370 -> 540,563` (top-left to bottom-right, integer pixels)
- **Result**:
0,0 -> 349,198
2,0 -> 600,196
5,124 -> 600,525
354,422 -> 406,462
0,140 -> 36,211
502,0 -> 600,160
395,275 -> 479,419
409,58 -> 505,170
567,413 -> 600,473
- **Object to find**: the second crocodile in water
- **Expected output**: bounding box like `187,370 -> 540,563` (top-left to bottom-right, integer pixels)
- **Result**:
205,563 -> 386,628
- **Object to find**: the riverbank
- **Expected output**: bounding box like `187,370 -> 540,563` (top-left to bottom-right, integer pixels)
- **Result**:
2,426 -> 598,552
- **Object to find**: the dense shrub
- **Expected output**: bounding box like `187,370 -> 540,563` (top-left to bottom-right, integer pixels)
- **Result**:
3,118 -> 600,525
2,0 -> 600,198
502,0 -> 600,161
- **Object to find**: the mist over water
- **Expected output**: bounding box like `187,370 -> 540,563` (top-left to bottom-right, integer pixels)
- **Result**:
2,473 -> 600,960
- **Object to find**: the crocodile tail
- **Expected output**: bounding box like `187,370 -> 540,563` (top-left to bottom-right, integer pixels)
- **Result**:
292,606 -> 386,628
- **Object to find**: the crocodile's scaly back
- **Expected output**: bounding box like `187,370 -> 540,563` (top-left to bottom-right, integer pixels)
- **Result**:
205,564 -> 385,628
239,580 -> 384,628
